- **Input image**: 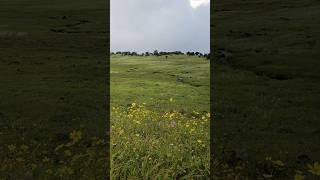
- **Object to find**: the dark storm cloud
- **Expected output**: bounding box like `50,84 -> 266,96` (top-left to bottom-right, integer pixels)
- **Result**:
111,0 -> 210,53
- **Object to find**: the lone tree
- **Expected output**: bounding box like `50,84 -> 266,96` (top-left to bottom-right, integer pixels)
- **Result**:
153,50 -> 159,56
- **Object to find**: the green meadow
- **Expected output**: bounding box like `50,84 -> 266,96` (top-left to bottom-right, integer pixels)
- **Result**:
0,0 -> 108,178
212,0 -> 320,178
110,55 -> 210,178
111,55 -> 210,111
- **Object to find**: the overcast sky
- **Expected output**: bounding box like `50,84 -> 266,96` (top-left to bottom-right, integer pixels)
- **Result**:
111,0 -> 210,53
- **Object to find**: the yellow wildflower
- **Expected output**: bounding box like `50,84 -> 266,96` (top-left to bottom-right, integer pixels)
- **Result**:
119,129 -> 124,135
294,171 -> 305,180
307,162 -> 320,176
135,120 -> 141,124
273,160 -> 284,167
192,110 -> 199,115
20,144 -> 28,151
70,130 -> 82,144
7,144 -> 16,151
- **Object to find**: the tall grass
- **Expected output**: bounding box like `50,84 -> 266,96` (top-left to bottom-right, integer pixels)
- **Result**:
0,130 -> 108,179
111,102 -> 210,179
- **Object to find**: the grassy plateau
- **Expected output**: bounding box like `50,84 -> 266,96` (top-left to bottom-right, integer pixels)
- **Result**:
110,55 -> 210,179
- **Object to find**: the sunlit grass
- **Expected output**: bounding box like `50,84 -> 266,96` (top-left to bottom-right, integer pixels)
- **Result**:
111,102 -> 210,179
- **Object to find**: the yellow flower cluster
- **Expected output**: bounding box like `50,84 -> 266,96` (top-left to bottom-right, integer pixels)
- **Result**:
0,130 -> 107,179
111,103 -> 210,178
308,162 -> 320,176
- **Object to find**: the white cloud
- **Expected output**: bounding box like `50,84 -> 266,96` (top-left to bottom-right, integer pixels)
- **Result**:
189,0 -> 210,9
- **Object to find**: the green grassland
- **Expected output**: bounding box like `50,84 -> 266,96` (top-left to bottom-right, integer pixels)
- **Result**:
0,0 -> 108,178
213,0 -> 320,178
111,55 -> 210,111
110,55 -> 210,178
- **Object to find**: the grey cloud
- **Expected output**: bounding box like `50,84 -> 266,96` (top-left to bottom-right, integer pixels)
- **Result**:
111,0 -> 210,53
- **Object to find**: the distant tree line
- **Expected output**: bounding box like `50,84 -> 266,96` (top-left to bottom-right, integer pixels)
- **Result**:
111,50 -> 211,60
